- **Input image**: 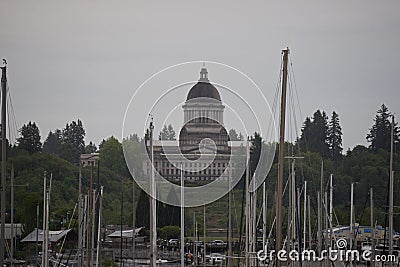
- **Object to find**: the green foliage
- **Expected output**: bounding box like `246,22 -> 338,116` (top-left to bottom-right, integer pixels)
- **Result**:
299,110 -> 329,157
157,225 -> 180,239
250,132 -> 262,176
158,124 -> 176,140
17,121 -> 42,153
43,120 -> 87,163
101,256 -> 118,267
8,107 -> 400,249
366,104 -> 400,151
135,188 -> 150,228
99,136 -> 128,176
62,119 -> 85,152
228,129 -> 242,141
43,130 -> 62,154
327,111 -> 343,161
85,141 -> 97,154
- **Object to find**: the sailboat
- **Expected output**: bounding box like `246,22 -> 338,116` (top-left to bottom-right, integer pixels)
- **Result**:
0,60 -> 7,267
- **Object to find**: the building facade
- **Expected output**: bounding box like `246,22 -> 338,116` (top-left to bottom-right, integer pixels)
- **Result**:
146,68 -> 233,181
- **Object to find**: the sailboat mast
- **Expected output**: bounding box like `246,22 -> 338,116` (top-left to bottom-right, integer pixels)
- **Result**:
263,182 -> 267,253
228,173 -> 232,267
245,138 -> 250,267
350,183 -> 354,267
370,187 -> 375,267
275,48 -> 289,266
11,167 -> 14,267
149,121 -> 157,267
303,181 -> 307,251
203,205 -> 206,267
317,161 -> 323,257
42,172 -> 48,267
291,160 -> 296,247
329,174 -> 333,248
307,195 -> 311,250
388,115 -> 394,266
0,62 -> 7,267
180,162 -> 184,267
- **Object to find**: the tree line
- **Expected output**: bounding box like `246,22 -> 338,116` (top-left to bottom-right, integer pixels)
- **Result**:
5,103 -> 400,244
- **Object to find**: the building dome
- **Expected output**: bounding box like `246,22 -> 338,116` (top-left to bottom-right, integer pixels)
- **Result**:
186,68 -> 221,101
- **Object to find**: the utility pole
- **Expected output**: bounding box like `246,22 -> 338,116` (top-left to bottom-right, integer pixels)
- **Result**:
0,60 -> 7,267
95,187 -> 103,267
42,172 -> 52,267
275,48 -> 289,267
88,161 -> 93,267
78,161 -> 83,267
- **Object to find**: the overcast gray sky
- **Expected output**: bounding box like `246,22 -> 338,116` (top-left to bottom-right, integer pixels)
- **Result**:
1,1 -> 399,151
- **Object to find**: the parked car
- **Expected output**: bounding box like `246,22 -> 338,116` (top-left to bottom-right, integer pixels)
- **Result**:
168,238 -> 179,246
206,253 -> 225,265
211,240 -> 226,246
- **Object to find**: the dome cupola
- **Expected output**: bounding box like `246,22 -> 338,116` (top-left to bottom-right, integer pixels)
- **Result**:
186,68 -> 221,101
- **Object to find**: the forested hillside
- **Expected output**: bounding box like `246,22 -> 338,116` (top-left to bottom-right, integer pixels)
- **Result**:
3,103 -> 400,239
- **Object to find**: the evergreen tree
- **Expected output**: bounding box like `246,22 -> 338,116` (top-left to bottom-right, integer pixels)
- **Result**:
250,132 -> 262,176
228,129 -> 241,141
43,129 -> 62,154
167,124 -> 176,140
136,189 -> 150,228
298,117 -> 312,151
84,141 -> 97,154
99,136 -> 128,176
62,119 -> 85,152
158,124 -> 176,140
52,119 -> 86,162
298,110 -> 329,157
17,121 -> 42,153
366,104 -> 400,151
327,111 -> 343,160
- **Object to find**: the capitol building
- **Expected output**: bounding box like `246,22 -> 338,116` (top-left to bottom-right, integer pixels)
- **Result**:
146,68 -> 235,182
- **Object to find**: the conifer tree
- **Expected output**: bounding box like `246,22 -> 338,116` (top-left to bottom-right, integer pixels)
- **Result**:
367,104 -> 400,151
17,121 -> 42,153
327,111 -> 343,160
159,124 -> 176,140
298,110 -> 329,157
